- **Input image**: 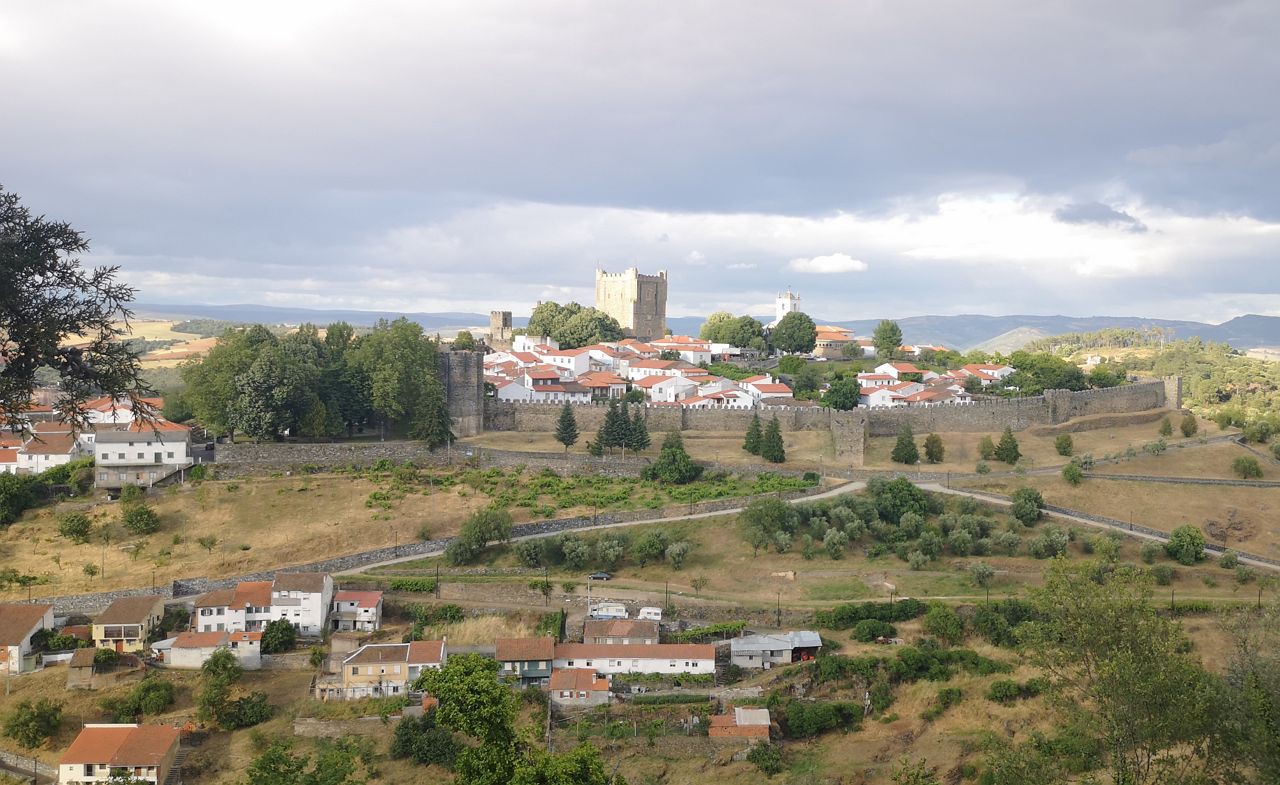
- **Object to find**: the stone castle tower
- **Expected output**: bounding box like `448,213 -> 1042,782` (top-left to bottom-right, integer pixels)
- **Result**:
488,310 -> 513,350
594,267 -> 668,339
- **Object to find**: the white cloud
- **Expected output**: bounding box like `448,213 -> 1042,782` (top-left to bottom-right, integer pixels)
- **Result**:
727,262 -> 756,270
786,253 -> 869,274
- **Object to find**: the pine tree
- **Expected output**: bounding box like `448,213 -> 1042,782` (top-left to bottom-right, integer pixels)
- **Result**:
994,426 -> 1021,465
743,412 -> 763,455
554,403 -> 579,453
626,407 -> 650,452
760,415 -> 786,463
891,426 -> 920,464
599,399 -> 627,453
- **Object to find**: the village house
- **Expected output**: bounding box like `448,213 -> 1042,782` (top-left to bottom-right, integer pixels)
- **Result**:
81,395 -> 166,425
0,443 -> 18,474
856,372 -> 898,389
548,669 -> 612,708
538,348 -> 592,377
487,375 -> 532,401
576,371 -> 629,399
92,596 -> 165,654
552,643 -> 716,675
194,573 -> 334,636
17,422 -> 83,474
873,362 -> 937,381
632,374 -> 698,403
92,419 -> 193,489
57,723 -> 181,785
330,590 -> 384,632
0,603 -> 55,675
522,369 -> 592,403
729,631 -> 822,669
270,573 -> 334,637
960,363 -> 1017,386
317,640 -> 446,700
649,336 -> 713,365
742,378 -> 794,401
497,637 -> 555,686
166,631 -> 230,669
582,619 -> 660,646
708,706 -> 771,740
813,326 -> 856,358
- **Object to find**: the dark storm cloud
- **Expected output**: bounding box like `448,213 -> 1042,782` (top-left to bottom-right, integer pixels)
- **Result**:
1,1 -> 1278,321
1053,203 -> 1148,233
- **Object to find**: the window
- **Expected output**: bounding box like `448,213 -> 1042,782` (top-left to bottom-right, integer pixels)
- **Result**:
566,660 -> 575,667
167,451 -> 174,458
216,608 -> 224,615
137,452 -> 145,459
351,667 -> 358,675
538,660 -> 546,669
393,665 -> 401,674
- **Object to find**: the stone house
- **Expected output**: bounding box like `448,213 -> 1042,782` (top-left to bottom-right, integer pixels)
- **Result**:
92,595 -> 165,654
57,723 -> 180,785
0,602 -> 55,675
548,669 -> 611,708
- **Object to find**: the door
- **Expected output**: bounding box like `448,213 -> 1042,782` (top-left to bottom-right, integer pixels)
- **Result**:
115,640 -> 124,653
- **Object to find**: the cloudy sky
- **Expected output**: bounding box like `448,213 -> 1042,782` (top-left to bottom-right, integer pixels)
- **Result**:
3,1 -> 1279,322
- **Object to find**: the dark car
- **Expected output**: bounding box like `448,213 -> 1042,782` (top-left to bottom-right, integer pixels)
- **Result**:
587,572 -> 612,581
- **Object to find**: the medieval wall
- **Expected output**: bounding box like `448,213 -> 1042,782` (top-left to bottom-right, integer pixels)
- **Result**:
438,350 -> 485,437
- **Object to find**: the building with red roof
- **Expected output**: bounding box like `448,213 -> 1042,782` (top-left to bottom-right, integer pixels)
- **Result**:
58,723 -> 181,785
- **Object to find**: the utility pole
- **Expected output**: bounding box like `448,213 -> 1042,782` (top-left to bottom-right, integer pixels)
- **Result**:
435,565 -> 440,598
776,591 -> 782,628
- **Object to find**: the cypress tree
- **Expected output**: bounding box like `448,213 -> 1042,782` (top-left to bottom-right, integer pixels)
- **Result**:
994,426 -> 1021,465
923,433 -> 945,464
554,403 -> 579,453
626,407 -> 651,452
760,415 -> 786,463
743,412 -> 763,455
599,399 -> 627,453
891,425 -> 920,464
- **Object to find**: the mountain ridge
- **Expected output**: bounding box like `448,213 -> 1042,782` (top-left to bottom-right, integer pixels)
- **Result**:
133,303 -> 1280,351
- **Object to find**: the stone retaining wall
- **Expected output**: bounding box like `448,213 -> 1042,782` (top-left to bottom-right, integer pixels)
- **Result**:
0,749 -> 54,781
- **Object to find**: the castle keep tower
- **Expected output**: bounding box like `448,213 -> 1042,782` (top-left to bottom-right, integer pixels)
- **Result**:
594,267 -> 668,339
488,310 -> 513,350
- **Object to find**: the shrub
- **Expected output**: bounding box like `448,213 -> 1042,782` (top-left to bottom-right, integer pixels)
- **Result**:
1164,524 -> 1206,565
1235,566 -> 1257,584
978,436 -> 997,461
1180,413 -> 1198,438
101,676 -> 176,721
923,434 -> 945,464
121,504 -> 160,535
1028,527 -> 1069,559
920,687 -> 963,721
260,618 -> 297,654
389,577 -> 438,593
994,428 -> 1021,465
813,598 -> 927,629
1159,417 -> 1173,437
783,700 -> 860,738
1054,433 -> 1074,457
1061,462 -> 1083,486
907,550 -> 929,571
975,461 -> 990,475
1233,456 -> 1263,479
1152,564 -> 1175,585
986,678 -> 1044,703
1218,550 -> 1239,569
993,531 -> 1021,555
922,604 -> 964,646
1139,542 -> 1160,564
118,484 -> 144,504
891,427 -> 920,465
1010,487 -> 1044,526
390,713 -> 460,767
852,619 -> 897,642
58,512 -> 93,544
747,742 -> 784,776
93,648 -> 120,666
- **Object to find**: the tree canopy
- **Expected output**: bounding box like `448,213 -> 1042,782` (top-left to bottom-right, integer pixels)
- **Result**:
873,320 -> 904,360
771,311 -> 817,354
1,187 -> 148,429
526,301 -> 623,349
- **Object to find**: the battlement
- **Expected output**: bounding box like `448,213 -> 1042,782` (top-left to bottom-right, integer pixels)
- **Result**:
595,267 -> 668,338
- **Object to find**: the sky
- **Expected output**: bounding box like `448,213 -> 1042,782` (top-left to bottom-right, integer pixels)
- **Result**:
3,1 -> 1279,323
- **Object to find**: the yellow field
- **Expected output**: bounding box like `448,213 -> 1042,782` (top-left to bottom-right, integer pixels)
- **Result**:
1091,440 -> 1271,480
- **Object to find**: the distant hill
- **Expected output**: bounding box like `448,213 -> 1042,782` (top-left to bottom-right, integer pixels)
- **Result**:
968,327 -> 1053,354
135,304 -> 1280,351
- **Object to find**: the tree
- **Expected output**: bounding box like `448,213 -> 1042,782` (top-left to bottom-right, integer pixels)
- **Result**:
391,712 -> 460,768
1021,562 -> 1221,785
922,604 -> 964,646
823,528 -> 848,559
82,563 -> 99,580
597,400 -> 628,453
2,698 -> 63,754
415,653 -> 519,785
511,743 -> 622,785
1010,487 -> 1044,526
777,355 -> 806,375
122,504 -> 161,535
698,311 -> 735,341
743,412 -> 762,455
261,618 -> 297,654
643,431 -> 703,484
891,426 -> 919,465
665,541 -> 692,570
923,433 -> 944,464
978,435 -> 997,460
823,377 -> 861,410
197,535 -> 218,553
625,407 -> 650,453
1062,461 -> 1084,486
0,187 -> 147,430
873,320 -> 904,360
772,311 -> 818,354
1054,433 -> 1074,456
760,416 -> 786,463
691,576 -> 709,596
633,530 -> 670,567
58,512 -> 93,544
994,427 -> 1021,465
1180,413 -> 1198,438
554,403 -> 579,453
1164,524 -> 1206,565
452,330 -> 476,350
970,561 -> 996,588
1232,456 -> 1262,479
1159,416 -> 1173,437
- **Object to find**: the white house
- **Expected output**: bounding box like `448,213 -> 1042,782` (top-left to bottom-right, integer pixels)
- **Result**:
633,375 -> 699,403
576,372 -> 629,400
856,373 -> 898,389
487,376 -> 533,401
960,363 -> 1017,386
167,631 -> 232,669
271,573 -> 335,637
18,423 -> 83,474
92,419 -> 192,489
874,362 -> 927,380
81,395 -> 166,426
552,643 -> 716,675
0,445 -> 18,474
743,379 -> 794,400
620,359 -> 684,381
513,335 -> 559,353
331,590 -> 384,632
538,349 -> 592,377
58,723 -> 181,785
0,603 -> 55,675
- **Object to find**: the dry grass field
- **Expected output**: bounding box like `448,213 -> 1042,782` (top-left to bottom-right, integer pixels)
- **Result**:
460,428 -> 838,469
863,411 -> 1218,472
1090,440 -> 1272,479
0,474 -> 506,602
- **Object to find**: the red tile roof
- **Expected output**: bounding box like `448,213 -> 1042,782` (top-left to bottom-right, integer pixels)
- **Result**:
553,643 -> 715,660
174,631 -> 228,649
750,383 -> 793,394
230,581 -> 273,609
60,724 -> 180,766
549,669 -> 610,692
21,431 -> 77,455
0,603 -> 52,646
497,637 -> 555,661
334,590 -> 383,609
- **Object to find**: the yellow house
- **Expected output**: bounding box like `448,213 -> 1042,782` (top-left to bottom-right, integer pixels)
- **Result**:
316,640 -> 445,700
92,596 -> 165,654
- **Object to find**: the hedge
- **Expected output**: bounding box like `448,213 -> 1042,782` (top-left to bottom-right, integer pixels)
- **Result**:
814,598 -> 927,629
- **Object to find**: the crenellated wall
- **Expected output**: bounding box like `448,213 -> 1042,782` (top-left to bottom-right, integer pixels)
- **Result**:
438,350 -> 485,437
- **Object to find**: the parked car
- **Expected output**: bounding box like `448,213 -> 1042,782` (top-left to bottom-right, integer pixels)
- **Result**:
587,572 -> 612,581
